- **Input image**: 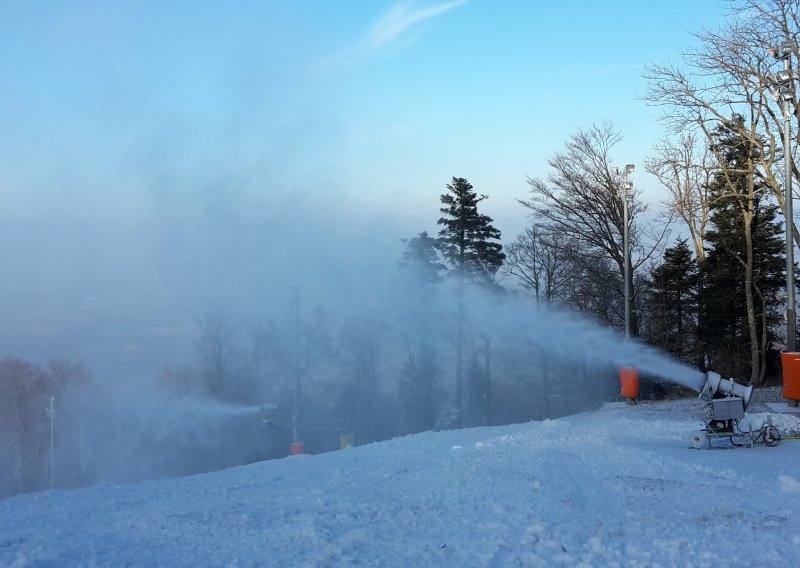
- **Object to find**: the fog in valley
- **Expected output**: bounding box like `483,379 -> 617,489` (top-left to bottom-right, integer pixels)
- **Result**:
0,1 -> 712,499
0,195 -> 701,495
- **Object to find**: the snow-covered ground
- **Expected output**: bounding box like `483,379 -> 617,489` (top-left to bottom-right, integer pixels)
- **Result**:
2,396 -> 800,567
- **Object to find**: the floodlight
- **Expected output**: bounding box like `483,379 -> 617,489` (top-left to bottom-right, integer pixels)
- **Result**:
774,40 -> 796,60
776,69 -> 792,85
624,164 -> 635,174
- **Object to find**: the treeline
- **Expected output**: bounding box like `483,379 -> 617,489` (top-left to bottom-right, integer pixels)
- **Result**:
508,118 -> 787,385
0,290 -> 619,500
507,0 -> 800,385
169,176 -> 616,456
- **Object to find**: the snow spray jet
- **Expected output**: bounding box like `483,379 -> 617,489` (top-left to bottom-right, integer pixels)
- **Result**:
74,377 -> 280,485
462,288 -> 706,394
518,299 -> 705,392
602,336 -> 705,392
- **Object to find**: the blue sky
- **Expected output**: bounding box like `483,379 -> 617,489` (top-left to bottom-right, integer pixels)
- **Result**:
0,0 -> 727,233
0,0 -> 729,372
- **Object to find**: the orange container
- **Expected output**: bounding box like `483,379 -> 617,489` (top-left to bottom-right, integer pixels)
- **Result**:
619,367 -> 640,400
781,352 -> 800,401
290,442 -> 304,456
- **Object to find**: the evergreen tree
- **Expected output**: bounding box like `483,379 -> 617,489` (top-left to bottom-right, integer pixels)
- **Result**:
436,177 -> 504,421
400,231 -> 446,284
437,177 -> 505,285
398,233 -> 444,434
645,239 -> 698,362
698,117 -> 785,382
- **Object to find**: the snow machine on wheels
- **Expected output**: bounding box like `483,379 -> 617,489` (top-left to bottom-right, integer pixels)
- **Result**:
690,372 -> 781,449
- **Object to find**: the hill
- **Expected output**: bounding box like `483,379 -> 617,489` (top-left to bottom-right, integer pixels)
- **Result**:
2,397 -> 800,567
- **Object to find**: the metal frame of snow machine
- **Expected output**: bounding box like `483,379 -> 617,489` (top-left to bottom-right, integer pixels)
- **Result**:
690,372 -> 781,449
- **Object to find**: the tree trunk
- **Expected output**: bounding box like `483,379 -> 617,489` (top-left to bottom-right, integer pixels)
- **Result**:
743,212 -> 760,384
757,288 -> 769,385
455,276 -> 464,424
483,336 -> 491,426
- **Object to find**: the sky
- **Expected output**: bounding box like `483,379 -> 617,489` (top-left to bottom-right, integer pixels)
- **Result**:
0,0 -> 730,375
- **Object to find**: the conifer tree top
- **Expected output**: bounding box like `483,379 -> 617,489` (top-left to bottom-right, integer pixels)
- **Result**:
437,177 -> 505,284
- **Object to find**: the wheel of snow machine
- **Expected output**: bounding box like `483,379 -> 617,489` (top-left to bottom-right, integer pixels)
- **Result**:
764,426 -> 781,447
691,430 -> 709,449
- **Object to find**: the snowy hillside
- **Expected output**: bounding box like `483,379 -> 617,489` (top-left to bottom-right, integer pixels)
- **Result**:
2,397 -> 800,567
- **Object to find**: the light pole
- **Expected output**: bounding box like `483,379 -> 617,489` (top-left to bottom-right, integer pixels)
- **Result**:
771,40 -> 797,353
46,396 -> 55,489
614,164 -> 635,338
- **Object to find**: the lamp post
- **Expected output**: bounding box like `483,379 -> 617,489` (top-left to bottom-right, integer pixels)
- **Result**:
613,164 -> 635,339
771,40 -> 797,353
45,396 -> 55,489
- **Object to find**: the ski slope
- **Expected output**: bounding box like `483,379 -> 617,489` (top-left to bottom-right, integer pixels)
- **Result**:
2,397 -> 800,567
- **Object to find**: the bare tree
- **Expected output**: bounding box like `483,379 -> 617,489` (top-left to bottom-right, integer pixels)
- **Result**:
644,0 -> 800,245
518,123 -> 670,334
280,290 -> 335,446
242,314 -> 283,404
643,0 -> 800,381
338,312 -> 391,443
195,312 -> 237,399
398,338 -> 439,433
503,225 -> 572,304
645,133 -> 714,261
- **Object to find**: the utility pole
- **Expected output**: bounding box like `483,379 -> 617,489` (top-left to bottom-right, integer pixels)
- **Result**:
770,40 -> 797,352
783,53 -> 797,353
614,164 -> 635,339
289,286 -> 302,449
46,396 -> 55,489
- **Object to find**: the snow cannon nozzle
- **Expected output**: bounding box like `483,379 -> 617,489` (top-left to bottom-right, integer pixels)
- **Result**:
259,404 -> 277,425
699,371 -> 753,411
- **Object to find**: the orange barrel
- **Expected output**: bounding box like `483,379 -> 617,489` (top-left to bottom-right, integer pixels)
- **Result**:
619,367 -> 640,400
781,352 -> 800,402
290,442 -> 304,456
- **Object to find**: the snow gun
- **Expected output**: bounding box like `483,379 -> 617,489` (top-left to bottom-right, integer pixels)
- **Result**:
690,371 -> 781,449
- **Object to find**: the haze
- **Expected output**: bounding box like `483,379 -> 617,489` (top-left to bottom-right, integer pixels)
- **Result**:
0,2 -> 721,490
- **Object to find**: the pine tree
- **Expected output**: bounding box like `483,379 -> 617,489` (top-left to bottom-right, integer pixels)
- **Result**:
437,177 -> 505,285
400,231 -> 446,284
436,177 -> 504,422
645,239 -> 698,361
398,232 -> 445,433
698,116 -> 785,382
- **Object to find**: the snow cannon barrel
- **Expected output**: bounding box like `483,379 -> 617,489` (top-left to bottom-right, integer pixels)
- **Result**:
698,371 -> 753,425
619,367 -> 639,404
258,404 -> 277,425
781,352 -> 800,407
699,372 -> 753,411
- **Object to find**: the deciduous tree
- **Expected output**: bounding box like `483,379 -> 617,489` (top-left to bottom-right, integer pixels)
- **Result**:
518,123 -> 669,334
